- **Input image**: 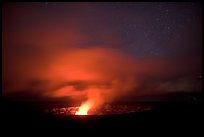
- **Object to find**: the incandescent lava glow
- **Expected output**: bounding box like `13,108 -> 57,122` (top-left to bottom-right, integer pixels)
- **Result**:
75,100 -> 93,115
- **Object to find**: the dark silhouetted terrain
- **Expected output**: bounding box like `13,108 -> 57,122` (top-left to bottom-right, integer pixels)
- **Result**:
1,92 -> 203,135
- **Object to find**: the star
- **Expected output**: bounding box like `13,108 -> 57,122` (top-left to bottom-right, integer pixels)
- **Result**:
167,26 -> 170,30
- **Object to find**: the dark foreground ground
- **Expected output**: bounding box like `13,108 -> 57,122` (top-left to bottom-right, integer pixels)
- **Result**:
1,100 -> 203,136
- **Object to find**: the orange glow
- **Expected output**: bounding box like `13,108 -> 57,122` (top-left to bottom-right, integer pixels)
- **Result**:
75,100 -> 93,115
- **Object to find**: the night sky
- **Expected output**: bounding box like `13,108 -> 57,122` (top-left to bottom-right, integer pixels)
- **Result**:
2,2 -> 202,103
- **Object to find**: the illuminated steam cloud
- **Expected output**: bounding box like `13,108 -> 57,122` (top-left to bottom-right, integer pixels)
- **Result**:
44,48 -> 139,110
38,48 -> 199,111
3,45 -> 200,110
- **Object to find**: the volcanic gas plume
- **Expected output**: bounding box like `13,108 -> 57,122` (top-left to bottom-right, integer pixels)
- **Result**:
45,48 -> 138,114
3,46 -> 199,115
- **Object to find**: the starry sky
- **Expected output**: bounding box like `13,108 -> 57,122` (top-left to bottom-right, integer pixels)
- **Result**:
2,2 -> 202,102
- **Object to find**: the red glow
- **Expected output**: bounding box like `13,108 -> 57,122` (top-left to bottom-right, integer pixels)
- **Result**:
75,100 -> 93,115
